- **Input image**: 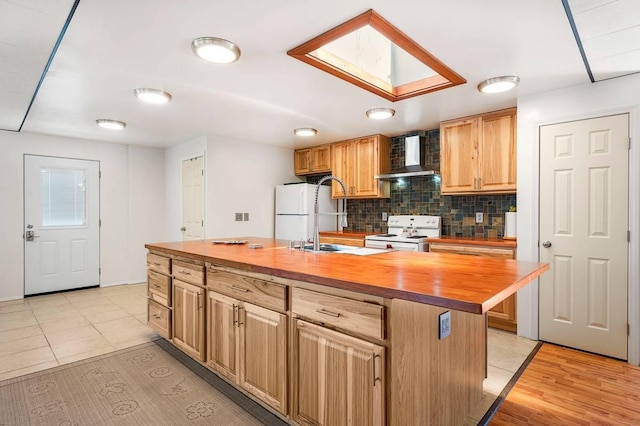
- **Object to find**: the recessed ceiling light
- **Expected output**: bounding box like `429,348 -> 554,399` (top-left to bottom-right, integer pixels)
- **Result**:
477,76 -> 520,94
366,108 -> 395,120
134,88 -> 172,104
191,37 -> 241,64
294,128 -> 317,137
96,119 -> 126,130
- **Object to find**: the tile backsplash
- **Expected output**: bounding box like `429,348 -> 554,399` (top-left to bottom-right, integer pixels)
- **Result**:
307,129 -> 516,238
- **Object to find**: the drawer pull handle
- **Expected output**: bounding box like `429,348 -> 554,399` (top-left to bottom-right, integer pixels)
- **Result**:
152,314 -> 161,320
233,304 -> 239,325
152,283 -> 161,289
456,252 -> 480,256
178,270 -> 192,276
316,309 -> 340,318
228,285 -> 249,293
153,262 -> 161,267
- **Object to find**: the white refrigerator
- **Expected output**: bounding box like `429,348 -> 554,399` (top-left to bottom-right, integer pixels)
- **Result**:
275,183 -> 337,241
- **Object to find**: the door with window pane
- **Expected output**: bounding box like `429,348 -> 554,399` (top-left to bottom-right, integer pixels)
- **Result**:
24,155 -> 100,295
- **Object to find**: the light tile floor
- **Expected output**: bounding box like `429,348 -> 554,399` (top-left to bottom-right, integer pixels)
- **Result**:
0,283 -> 158,381
464,328 -> 539,425
0,284 -> 536,424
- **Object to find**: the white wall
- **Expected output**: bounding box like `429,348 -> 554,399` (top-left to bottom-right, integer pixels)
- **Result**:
0,131 -> 164,301
206,134 -> 298,238
164,135 -> 207,242
517,73 -> 640,363
127,145 -> 166,283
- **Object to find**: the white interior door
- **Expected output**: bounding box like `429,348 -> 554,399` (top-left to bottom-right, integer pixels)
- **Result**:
539,114 -> 629,360
24,155 -> 100,295
182,156 -> 204,240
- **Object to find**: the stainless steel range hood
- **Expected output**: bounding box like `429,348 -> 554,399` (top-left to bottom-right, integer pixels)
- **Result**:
375,134 -> 439,180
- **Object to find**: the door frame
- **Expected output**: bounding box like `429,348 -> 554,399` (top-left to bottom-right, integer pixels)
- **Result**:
23,154 -> 101,293
522,107 -> 639,365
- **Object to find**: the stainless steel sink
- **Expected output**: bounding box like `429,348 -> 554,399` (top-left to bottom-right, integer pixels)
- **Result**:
303,243 -> 357,253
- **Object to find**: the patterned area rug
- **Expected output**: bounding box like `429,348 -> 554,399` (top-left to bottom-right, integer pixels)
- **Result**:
0,341 -> 266,425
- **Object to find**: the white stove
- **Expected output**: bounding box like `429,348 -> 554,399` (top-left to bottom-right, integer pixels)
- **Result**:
364,215 -> 441,252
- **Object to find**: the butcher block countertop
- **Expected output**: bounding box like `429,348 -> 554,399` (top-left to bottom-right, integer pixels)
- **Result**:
427,235 -> 517,248
145,237 -> 548,315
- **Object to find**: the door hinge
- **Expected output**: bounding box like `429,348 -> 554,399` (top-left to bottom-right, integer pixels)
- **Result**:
201,220 -> 204,227
99,219 -> 102,227
99,171 -> 102,178
629,137 -> 631,150
628,323 -> 630,336
201,169 -> 204,176
99,268 -> 102,276
628,230 -> 631,243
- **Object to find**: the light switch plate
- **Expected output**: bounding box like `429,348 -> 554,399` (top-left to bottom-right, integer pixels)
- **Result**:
243,212 -> 249,221
382,212 -> 388,221
475,212 -> 483,223
235,213 -> 243,221
439,311 -> 451,340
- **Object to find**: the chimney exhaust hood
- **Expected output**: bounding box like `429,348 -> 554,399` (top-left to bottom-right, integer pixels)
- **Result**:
375,134 -> 439,180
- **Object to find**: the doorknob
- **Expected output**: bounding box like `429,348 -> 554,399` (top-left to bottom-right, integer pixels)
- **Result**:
542,241 -> 552,248
180,227 -> 186,232
25,230 -> 40,241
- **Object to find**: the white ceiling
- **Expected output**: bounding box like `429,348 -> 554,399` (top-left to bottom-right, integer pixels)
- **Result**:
2,0 -> 595,149
567,0 -> 640,81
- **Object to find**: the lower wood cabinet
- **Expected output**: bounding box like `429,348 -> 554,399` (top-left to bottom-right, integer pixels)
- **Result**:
291,319 -> 385,426
428,241 -> 517,332
207,291 -> 288,414
173,279 -> 205,361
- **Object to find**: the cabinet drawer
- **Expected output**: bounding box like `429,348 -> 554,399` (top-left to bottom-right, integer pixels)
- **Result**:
173,260 -> 205,286
147,253 -> 171,275
292,288 -> 384,340
207,268 -> 287,312
429,243 -> 515,259
147,270 -> 171,307
147,299 -> 171,339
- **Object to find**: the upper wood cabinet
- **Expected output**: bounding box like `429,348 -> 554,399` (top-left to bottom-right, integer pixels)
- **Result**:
440,108 -> 516,195
331,135 -> 390,199
294,145 -> 331,175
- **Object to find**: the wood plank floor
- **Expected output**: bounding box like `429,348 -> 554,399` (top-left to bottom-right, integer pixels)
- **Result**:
489,343 -> 640,425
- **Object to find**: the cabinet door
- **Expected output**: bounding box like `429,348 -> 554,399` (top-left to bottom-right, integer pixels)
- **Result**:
310,146 -> 331,173
238,303 -> 287,414
353,137 -> 378,197
173,279 -> 205,361
440,118 -> 478,194
331,141 -> 352,197
480,112 -> 516,192
292,320 -> 385,426
206,291 -> 239,382
294,149 -> 311,175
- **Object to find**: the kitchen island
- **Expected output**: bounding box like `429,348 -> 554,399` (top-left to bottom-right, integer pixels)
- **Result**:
145,237 -> 548,425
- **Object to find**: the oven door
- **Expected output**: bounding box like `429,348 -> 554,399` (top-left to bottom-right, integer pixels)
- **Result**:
365,239 -> 419,252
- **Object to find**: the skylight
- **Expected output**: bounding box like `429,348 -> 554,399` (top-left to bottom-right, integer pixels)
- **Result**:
288,9 -> 465,102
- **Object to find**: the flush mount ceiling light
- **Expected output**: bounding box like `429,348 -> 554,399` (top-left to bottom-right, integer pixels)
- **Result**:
96,119 -> 126,130
477,76 -> 520,94
133,88 -> 172,104
191,37 -> 241,64
293,128 -> 318,137
366,107 -> 395,120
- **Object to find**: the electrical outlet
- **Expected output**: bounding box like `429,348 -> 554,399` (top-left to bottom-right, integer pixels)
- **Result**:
243,212 -> 249,221
475,212 -> 483,223
439,311 -> 451,340
235,212 -> 243,221
382,212 -> 388,221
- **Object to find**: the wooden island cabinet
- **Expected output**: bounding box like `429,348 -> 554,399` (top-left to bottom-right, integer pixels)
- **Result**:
146,237 -> 548,425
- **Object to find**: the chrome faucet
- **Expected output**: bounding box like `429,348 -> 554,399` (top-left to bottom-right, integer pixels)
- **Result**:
313,175 -> 348,252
